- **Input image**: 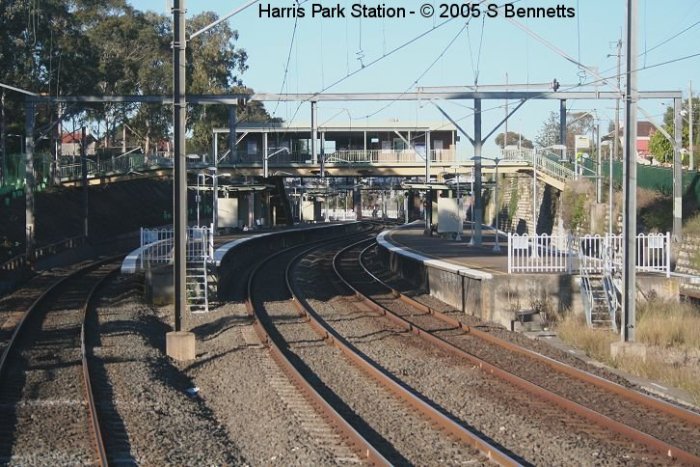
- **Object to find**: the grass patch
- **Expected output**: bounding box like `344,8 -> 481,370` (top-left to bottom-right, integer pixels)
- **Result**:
637,299 -> 700,350
555,300 -> 700,406
684,213 -> 700,238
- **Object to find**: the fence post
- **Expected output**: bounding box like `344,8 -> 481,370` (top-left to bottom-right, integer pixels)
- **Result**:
666,231 -> 671,278
507,233 -> 512,274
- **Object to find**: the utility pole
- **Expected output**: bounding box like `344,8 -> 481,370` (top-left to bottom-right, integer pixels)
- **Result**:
690,81 -> 694,171
614,38 -> 622,161
80,127 -> 89,238
173,0 -> 187,334
622,0 -> 638,343
504,73 -> 508,150
0,90 -> 5,186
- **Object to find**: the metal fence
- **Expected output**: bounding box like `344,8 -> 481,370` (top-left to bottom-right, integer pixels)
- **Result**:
0,235 -> 86,273
507,233 -> 574,274
508,232 -> 671,276
139,226 -> 213,268
576,233 -> 671,277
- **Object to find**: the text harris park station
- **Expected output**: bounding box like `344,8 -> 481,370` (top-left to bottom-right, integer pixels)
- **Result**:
257,3 -> 578,19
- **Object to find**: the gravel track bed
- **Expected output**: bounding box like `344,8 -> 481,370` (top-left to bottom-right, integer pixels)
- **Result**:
0,264 -> 116,466
0,261 -> 99,352
183,301 -> 361,466
363,245 -> 638,386
297,242 -> 674,466
89,272 -> 243,465
350,246 -> 700,456
255,243 -> 491,466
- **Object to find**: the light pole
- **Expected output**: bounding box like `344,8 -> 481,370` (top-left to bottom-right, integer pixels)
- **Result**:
532,151 -> 538,257
492,157 -> 501,253
450,164 -> 462,241
468,173 -> 475,246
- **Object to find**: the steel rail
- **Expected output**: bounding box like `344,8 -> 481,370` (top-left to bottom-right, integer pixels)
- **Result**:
357,241 -> 700,427
331,239 -> 700,465
245,231 -> 390,466
287,241 -> 521,466
0,256 -> 122,467
81,265 -> 122,467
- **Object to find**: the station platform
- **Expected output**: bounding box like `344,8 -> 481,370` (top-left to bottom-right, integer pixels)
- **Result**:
382,222 -> 509,276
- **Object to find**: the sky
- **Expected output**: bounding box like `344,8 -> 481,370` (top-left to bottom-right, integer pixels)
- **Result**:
130,0 -> 700,156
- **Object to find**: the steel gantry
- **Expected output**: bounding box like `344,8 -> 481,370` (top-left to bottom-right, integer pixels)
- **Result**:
22,87 -> 683,348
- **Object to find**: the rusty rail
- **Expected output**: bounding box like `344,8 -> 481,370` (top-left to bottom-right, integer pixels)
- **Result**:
81,265 -> 122,466
287,241 -> 520,466
331,238 -> 700,465
0,257 -> 121,467
245,235 -> 390,466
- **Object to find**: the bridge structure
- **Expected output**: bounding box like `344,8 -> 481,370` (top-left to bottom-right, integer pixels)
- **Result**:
14,88 -> 683,260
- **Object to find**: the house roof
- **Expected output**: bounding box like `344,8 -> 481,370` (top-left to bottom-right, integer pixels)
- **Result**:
61,131 -> 96,144
604,121 -> 656,140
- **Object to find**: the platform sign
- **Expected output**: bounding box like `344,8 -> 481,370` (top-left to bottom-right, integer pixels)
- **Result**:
218,198 -> 239,228
512,235 -> 530,250
437,197 -> 462,235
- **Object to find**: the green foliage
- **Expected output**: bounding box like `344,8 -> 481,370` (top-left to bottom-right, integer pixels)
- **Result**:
495,131 -> 534,149
0,2 -> 277,156
508,177 -> 519,221
535,111 -> 595,153
560,180 -> 594,232
650,98 -> 700,164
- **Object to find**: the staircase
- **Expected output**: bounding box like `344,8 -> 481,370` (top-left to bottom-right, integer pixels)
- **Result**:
581,274 -> 617,330
267,177 -> 294,225
578,240 -> 619,331
186,258 -> 209,314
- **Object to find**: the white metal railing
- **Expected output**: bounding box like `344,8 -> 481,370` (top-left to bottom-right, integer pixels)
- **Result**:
508,232 -> 671,276
507,233 -> 574,274
501,148 -> 575,184
139,226 -> 213,269
232,148 -> 456,165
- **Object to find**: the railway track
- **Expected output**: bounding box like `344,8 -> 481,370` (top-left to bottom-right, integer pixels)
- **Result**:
247,227 -> 519,466
0,258 -> 120,466
332,238 -> 700,465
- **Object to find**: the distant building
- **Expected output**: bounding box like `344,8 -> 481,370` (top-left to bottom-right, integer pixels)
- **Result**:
213,122 -> 458,164
604,121 -> 655,157
61,131 -> 97,156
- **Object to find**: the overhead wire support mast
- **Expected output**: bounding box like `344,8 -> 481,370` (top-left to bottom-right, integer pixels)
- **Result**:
622,0 -> 638,343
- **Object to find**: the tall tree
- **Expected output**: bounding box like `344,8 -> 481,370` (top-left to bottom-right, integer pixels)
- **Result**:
535,111 -> 594,154
495,131 -> 534,149
649,98 -> 699,164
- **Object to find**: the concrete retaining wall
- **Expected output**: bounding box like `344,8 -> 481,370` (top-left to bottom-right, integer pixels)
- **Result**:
377,227 -> 680,328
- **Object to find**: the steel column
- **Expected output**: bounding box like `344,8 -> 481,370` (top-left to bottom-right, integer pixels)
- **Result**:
474,99 -> 483,246
560,99 -> 567,155
172,0 -> 187,332
81,127 -> 89,238
311,101 -> 318,164
673,98 -> 683,242
228,104 -> 237,162
622,0 -> 638,343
